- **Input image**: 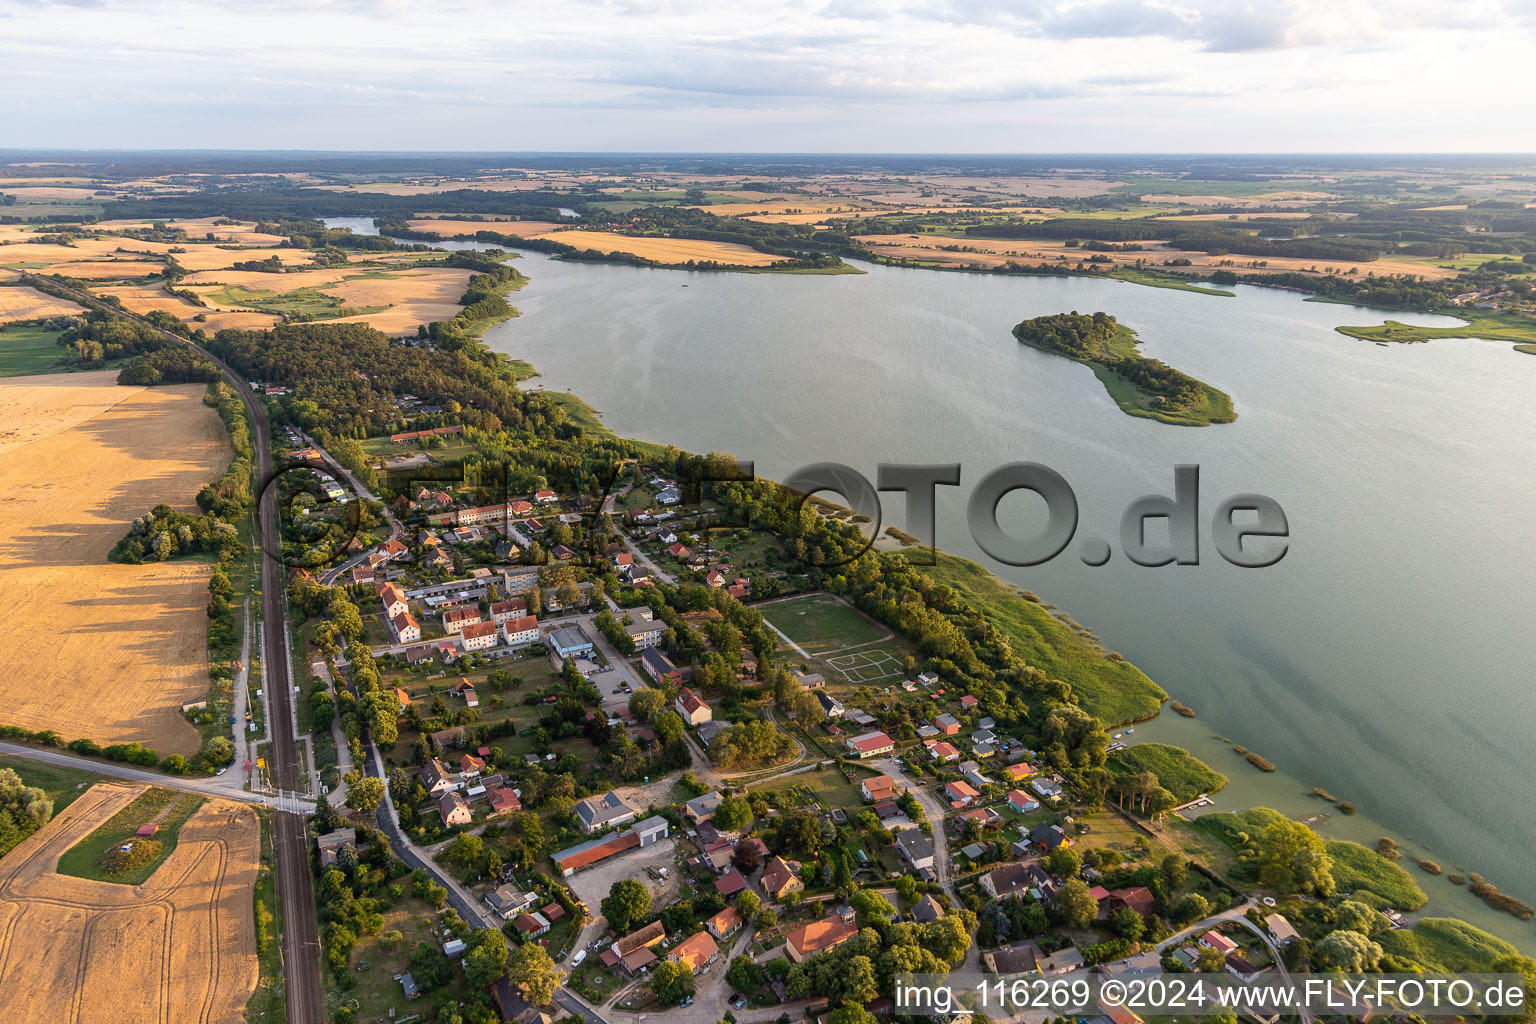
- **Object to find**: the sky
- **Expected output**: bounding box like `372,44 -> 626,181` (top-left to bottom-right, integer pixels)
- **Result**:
2,0 -> 1534,152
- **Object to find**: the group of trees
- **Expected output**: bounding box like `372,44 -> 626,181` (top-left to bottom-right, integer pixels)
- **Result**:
0,768 -> 53,857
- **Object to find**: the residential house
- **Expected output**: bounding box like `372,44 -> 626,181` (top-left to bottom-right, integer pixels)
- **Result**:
1006,789 -> 1040,814
573,791 -> 639,833
675,687 -> 713,725
669,931 -> 720,973
683,791 -> 722,823
896,830 -> 936,871
706,907 -> 743,940
1004,762 -> 1036,784
419,758 -> 461,797
945,780 -> 979,807
489,598 -> 528,624
714,868 -> 747,898
393,686 -> 413,710
816,692 -> 845,718
437,791 -> 472,827
460,621 -> 499,652
534,490 -> 558,504
459,752 -> 485,776
1106,887 -> 1156,919
485,786 -> 522,818
960,695 -> 980,710
860,775 -> 899,802
845,731 -> 895,759
1031,777 -> 1064,799
934,713 -> 961,735
503,615 -> 540,647
1266,913 -> 1299,946
911,894 -> 947,924
601,920 -> 666,975
453,678 -> 479,708
642,648 -> 683,685
959,761 -> 990,788
390,611 -> 421,644
929,741 -> 961,763
958,806 -> 1003,830
442,606 -> 482,635
1200,930 -> 1239,955
379,582 -> 409,619
981,862 -> 1053,900
785,912 -> 859,963
761,856 -> 804,900
1030,822 -> 1070,853
917,671 -> 940,686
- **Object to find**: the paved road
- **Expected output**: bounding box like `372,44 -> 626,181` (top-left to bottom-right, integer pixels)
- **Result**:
0,741 -> 315,813
26,276 -> 326,1024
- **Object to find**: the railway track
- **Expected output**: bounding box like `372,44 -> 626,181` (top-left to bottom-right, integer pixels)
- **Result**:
27,277 -> 326,1024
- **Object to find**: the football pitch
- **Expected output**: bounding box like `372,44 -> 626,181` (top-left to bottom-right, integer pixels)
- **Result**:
763,592 -> 889,654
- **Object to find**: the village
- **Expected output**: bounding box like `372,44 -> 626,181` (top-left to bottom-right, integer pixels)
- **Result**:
281,431 -> 1319,1024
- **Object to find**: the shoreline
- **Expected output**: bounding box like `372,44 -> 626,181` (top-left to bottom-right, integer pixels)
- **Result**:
469,236 -> 1536,953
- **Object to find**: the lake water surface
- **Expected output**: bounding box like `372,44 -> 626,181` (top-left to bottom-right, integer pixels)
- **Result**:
325,218 -> 1536,945
484,253 -> 1536,944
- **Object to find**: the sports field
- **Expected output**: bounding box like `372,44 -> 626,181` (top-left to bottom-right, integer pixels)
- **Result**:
762,592 -> 889,654
824,647 -> 908,687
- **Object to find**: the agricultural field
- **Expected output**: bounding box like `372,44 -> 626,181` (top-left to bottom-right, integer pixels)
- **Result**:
0,324 -> 68,377
183,265 -> 475,336
537,229 -> 788,266
761,592 -> 890,655
93,282 -> 280,333
405,218 -> 565,238
0,371 -> 230,754
854,231 -> 1466,281
0,284 -> 87,321
0,783 -> 260,1024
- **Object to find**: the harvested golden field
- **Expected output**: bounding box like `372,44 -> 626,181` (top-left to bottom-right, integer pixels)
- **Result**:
405,218 -> 563,238
540,229 -> 786,266
855,232 -> 1464,280
96,217 -> 290,245
0,371 -> 229,754
0,783 -> 259,1024
0,285 -> 87,322
183,266 -> 474,336
95,283 -> 280,333
323,267 -> 475,334
44,260 -> 164,280
0,186 -> 104,201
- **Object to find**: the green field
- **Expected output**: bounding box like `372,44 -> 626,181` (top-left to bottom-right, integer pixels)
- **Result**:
0,754 -> 100,815
1380,917 -> 1519,972
916,551 -> 1167,726
1108,267 -> 1234,296
0,324 -> 68,377
56,787 -> 206,885
1336,309 -> 1536,346
200,280 -> 388,321
1109,743 -> 1227,803
1325,838 -> 1427,910
764,592 -> 888,654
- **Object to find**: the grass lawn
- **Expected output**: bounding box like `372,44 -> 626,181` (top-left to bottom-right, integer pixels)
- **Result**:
756,766 -> 866,812
1108,743 -> 1227,803
915,551 -> 1166,726
1336,309 -> 1536,346
246,811 -> 285,1024
762,592 -> 888,654
0,324 -> 69,377
0,754 -> 100,814
56,787 -> 205,885
1326,839 -> 1427,910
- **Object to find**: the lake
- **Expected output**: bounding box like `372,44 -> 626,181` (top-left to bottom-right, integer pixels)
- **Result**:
323,216 -> 1536,944
484,252 -> 1536,944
